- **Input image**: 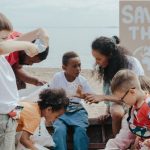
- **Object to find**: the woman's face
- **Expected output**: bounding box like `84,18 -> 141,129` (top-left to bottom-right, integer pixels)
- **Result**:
92,50 -> 109,68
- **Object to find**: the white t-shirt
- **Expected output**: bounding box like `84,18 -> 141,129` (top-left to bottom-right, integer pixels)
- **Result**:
127,56 -> 144,76
0,56 -> 19,114
49,71 -> 92,103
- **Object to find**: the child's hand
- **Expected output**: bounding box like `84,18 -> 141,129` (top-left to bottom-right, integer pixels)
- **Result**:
134,136 -> 141,149
143,139 -> 150,148
35,80 -> 47,86
74,85 -> 85,99
25,42 -> 39,57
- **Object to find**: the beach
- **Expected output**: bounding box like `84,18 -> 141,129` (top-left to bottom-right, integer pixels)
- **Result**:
24,67 -> 106,118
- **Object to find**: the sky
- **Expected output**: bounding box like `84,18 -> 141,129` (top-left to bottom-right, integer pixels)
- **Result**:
0,0 -> 119,30
0,0 -> 119,68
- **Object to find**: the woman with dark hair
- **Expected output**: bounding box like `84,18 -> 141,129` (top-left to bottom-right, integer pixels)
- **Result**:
85,36 -> 144,136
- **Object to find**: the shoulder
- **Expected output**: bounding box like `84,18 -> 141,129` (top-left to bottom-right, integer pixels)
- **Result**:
53,71 -> 64,78
78,74 -> 87,82
126,55 -> 144,75
77,74 -> 89,85
5,51 -> 19,66
127,55 -> 138,63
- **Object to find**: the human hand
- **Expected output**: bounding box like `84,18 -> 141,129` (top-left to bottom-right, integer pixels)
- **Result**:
25,42 -> 39,57
36,80 -> 47,86
36,28 -> 49,47
84,94 -> 104,104
143,139 -> 150,148
134,136 -> 141,150
74,85 -> 86,99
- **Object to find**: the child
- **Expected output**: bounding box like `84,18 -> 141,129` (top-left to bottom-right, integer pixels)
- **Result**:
16,88 -> 69,150
0,40 -> 40,150
49,51 -> 92,150
0,12 -> 49,89
110,69 -> 150,149
0,12 -> 47,150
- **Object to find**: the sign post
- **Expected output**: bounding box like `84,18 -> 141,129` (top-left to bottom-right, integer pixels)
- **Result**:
120,0 -> 150,75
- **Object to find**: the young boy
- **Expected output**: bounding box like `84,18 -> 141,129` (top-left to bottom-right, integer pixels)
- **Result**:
6,30 -> 49,89
49,51 -> 92,150
0,12 -> 48,150
16,88 -> 69,150
0,40 -> 40,150
0,12 -> 49,89
110,69 -> 150,149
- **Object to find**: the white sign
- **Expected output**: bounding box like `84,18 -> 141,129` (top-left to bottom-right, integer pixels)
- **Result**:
120,0 -> 150,74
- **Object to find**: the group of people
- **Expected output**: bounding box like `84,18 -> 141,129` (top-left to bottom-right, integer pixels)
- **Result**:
0,11 -> 150,150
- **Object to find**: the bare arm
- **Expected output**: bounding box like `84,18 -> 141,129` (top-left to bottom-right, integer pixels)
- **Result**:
16,28 -> 49,47
20,131 -> 37,150
0,40 -> 38,57
84,93 -> 121,104
14,65 -> 47,86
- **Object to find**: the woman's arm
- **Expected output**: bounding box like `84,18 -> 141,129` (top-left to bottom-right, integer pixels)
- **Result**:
84,93 -> 121,104
0,40 -> 38,57
16,28 -> 49,47
20,131 -> 37,150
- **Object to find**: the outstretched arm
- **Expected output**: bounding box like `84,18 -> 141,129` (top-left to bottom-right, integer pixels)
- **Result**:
14,65 -> 47,86
84,93 -> 121,104
20,131 -> 37,150
16,28 -> 49,47
0,40 -> 38,57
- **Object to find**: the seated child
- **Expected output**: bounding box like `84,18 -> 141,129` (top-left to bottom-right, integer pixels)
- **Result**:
49,51 -> 92,150
105,75 -> 150,149
16,88 -> 69,150
110,69 -> 150,149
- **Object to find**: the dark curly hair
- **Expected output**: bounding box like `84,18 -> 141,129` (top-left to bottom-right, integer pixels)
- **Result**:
18,41 -> 49,65
62,51 -> 79,65
38,88 -> 69,111
92,36 -> 132,83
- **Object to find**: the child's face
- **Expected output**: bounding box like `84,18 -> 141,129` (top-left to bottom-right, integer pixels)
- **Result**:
44,108 -> 65,125
19,53 -> 41,65
0,30 -> 11,42
63,57 -> 81,78
113,88 -> 137,106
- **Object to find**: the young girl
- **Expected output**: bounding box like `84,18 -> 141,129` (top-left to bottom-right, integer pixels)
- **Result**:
49,51 -> 92,150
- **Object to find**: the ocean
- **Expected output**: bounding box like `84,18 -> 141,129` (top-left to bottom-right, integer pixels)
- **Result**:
0,0 -> 119,69
22,26 -> 118,69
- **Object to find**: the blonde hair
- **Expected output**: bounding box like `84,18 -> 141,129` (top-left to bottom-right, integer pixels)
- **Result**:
139,75 -> 150,93
0,12 -> 13,31
111,69 -> 141,93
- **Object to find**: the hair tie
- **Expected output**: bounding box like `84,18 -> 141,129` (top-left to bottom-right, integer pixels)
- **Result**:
111,36 -> 116,44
